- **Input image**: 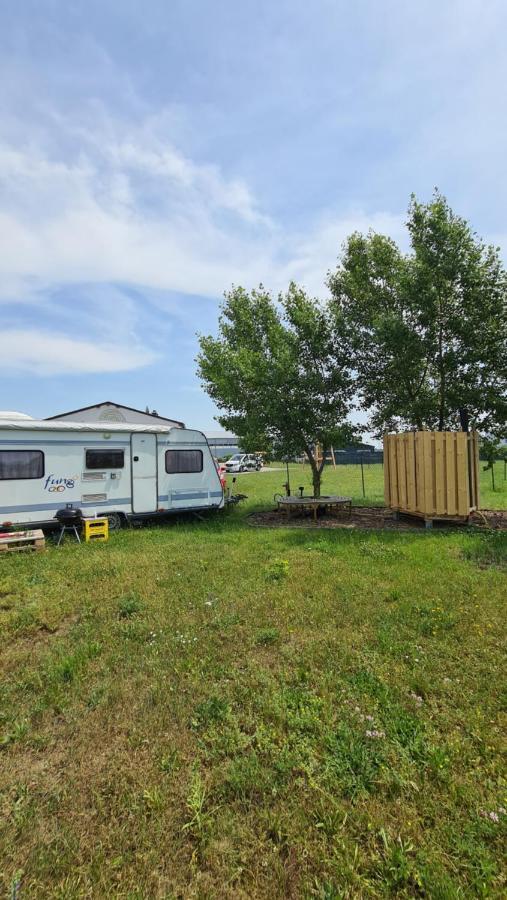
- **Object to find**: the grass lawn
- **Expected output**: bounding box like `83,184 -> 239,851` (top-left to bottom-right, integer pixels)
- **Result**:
0,465 -> 506,898
235,460 -> 507,513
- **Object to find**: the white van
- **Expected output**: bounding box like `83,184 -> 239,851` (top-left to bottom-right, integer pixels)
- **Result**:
0,419 -> 224,528
224,453 -> 262,473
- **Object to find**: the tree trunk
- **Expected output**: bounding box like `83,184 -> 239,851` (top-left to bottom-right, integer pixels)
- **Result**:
438,301 -> 445,431
312,466 -> 322,499
305,448 -> 322,498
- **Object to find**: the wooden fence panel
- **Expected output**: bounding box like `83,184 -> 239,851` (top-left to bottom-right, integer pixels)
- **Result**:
384,430 -> 479,521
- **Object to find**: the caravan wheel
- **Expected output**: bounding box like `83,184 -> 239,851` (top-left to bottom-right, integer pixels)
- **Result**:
106,512 -> 123,531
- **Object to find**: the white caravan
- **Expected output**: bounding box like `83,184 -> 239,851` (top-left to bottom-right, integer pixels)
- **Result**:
0,419 -> 224,528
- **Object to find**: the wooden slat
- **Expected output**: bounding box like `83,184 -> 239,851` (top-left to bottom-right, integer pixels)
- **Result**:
434,432 -> 445,515
0,529 -> 44,543
0,529 -> 45,553
390,437 -> 399,508
402,436 -> 409,508
467,433 -> 474,510
473,431 -> 480,510
397,438 -> 407,510
405,432 -> 416,511
445,432 -> 457,515
389,437 -> 399,508
468,431 -> 479,510
415,432 -> 425,513
383,435 -> 391,506
456,432 -> 468,516
422,431 -> 434,516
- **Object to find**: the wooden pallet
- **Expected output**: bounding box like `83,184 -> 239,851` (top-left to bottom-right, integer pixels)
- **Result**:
0,529 -> 45,553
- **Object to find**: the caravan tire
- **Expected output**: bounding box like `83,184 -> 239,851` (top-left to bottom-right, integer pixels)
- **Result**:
106,512 -> 123,531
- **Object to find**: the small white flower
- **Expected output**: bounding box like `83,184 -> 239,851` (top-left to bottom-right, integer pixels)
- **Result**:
480,809 -> 500,823
409,692 -> 424,706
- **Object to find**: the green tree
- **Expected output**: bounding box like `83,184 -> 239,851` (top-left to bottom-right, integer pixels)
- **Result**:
197,283 -> 354,497
328,191 -> 507,438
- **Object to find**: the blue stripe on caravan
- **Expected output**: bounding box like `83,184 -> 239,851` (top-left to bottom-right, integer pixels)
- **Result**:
2,495 -> 223,514
157,490 -> 223,503
0,439 -> 130,446
0,498 -> 132,514
160,441 -> 209,447
170,491 -> 209,501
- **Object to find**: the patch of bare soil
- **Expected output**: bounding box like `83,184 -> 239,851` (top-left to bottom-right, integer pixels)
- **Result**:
248,506 -> 507,531
470,509 -> 507,529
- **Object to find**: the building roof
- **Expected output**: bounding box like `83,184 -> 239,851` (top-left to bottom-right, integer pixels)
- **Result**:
46,401 -> 185,428
205,432 -> 238,441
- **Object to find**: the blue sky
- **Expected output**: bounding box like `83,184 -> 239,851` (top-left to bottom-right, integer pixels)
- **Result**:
1,0 -> 506,431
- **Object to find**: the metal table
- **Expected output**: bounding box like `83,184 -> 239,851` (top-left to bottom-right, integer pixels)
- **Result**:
277,495 -> 352,523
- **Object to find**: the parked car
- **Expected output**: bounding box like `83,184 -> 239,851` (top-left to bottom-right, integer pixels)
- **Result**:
224,453 -> 262,473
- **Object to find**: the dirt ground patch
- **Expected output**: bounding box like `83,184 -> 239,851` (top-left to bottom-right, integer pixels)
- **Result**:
248,505 -> 507,530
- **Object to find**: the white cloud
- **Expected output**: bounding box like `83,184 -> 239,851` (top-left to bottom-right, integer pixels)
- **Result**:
0,106 -> 406,309
0,101 -> 280,303
0,330 -> 157,375
1,0 -> 505,385
0,94 -> 409,376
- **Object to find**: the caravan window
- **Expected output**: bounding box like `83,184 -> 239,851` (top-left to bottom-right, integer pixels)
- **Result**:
0,450 -> 44,480
86,449 -> 125,469
165,450 -> 203,474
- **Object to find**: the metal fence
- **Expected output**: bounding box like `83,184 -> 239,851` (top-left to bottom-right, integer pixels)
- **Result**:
330,451 -> 384,465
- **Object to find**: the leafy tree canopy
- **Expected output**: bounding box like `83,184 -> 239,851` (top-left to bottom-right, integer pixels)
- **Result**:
328,191 -> 507,438
197,283 -> 355,496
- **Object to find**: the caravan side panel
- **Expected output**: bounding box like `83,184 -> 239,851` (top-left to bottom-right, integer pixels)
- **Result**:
0,424 -> 224,526
0,429 -> 133,525
158,429 -> 224,511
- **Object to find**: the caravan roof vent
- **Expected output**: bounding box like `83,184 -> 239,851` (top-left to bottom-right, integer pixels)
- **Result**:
99,408 -> 126,422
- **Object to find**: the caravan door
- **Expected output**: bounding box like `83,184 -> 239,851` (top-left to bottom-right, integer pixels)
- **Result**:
131,433 -> 157,513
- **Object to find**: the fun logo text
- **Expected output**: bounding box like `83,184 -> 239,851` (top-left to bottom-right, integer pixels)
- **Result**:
44,475 -> 77,492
